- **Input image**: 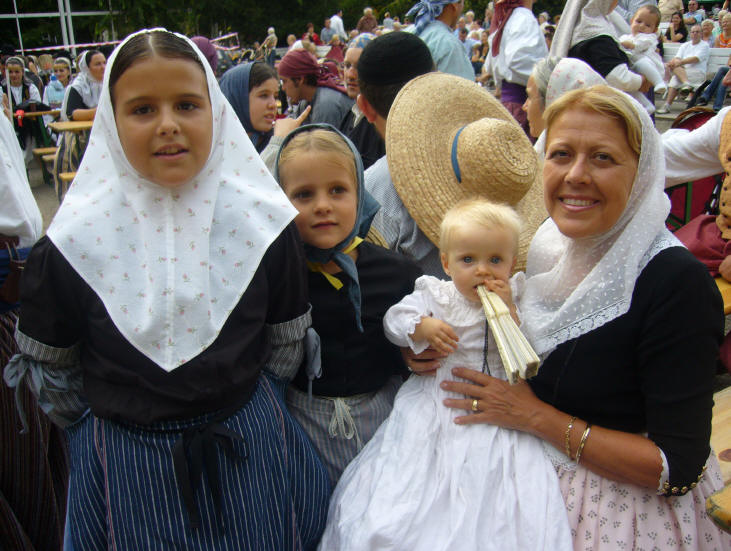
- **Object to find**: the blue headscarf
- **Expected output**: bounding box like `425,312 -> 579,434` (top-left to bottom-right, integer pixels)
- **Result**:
407,0 -> 456,34
275,124 -> 380,332
219,62 -> 273,153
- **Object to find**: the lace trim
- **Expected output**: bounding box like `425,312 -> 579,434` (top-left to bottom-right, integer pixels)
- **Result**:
533,237 -> 682,356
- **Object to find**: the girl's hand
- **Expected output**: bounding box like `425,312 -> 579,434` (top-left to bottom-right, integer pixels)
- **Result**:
273,105 -> 312,137
411,317 -> 458,355
441,367 -> 547,433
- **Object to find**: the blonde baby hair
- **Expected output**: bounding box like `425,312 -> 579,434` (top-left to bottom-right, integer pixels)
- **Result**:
439,198 -> 521,255
277,128 -> 357,187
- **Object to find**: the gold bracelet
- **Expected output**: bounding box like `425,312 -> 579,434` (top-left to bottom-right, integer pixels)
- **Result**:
575,424 -> 592,464
564,416 -> 577,459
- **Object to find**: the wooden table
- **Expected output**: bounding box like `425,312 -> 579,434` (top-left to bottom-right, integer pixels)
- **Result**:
48,120 -> 93,133
707,483 -> 731,534
715,277 -> 731,315
13,109 -> 60,119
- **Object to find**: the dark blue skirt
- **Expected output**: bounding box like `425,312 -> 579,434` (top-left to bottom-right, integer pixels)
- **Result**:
64,373 -> 330,550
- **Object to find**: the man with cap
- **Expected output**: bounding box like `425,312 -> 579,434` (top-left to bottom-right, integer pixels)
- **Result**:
356,32 -> 443,277
406,0 -> 476,80
277,48 -> 353,128
338,33 -> 385,170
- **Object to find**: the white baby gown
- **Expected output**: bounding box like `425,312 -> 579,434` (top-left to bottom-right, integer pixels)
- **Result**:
319,276 -> 572,551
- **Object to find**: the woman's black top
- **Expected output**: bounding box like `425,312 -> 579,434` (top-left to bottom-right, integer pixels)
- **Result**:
292,242 -> 422,397
528,246 -> 723,491
65,87 -> 89,119
665,26 -> 688,43
568,35 -> 630,78
18,223 -> 308,425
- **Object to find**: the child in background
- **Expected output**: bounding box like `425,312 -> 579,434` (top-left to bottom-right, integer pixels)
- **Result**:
275,125 -> 422,486
619,5 -> 667,96
4,29 -> 329,549
319,199 -> 572,551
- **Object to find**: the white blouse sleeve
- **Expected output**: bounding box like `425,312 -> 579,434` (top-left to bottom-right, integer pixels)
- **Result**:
383,275 -> 437,354
493,8 -> 548,86
662,107 -> 727,187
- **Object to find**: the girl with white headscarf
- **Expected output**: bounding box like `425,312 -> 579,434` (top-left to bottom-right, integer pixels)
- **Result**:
440,86 -> 731,549
60,49 -> 105,121
4,28 -> 329,548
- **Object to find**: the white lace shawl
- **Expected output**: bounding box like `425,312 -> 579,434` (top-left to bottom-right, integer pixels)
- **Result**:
520,92 -> 681,356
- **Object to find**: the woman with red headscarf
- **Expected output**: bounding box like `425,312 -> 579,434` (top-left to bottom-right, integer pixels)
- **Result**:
485,0 -> 547,134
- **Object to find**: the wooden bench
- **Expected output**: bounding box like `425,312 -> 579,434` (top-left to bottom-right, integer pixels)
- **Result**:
32,147 -> 58,187
707,483 -> 731,534
59,171 -> 76,184
662,42 -> 730,80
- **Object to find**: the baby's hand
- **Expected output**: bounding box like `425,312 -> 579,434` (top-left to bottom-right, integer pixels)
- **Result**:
411,317 -> 458,355
621,40 -> 634,49
483,280 -> 519,324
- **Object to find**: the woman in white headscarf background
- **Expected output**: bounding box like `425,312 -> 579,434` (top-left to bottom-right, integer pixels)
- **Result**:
3,29 -> 329,549
523,57 -> 606,155
550,0 -> 656,113
439,85 -> 731,549
61,49 -> 106,121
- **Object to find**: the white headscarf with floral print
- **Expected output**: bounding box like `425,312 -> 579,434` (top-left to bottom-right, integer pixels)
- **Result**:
48,29 -> 298,371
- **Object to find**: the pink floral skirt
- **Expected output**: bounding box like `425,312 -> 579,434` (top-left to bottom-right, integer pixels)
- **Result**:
555,453 -> 731,550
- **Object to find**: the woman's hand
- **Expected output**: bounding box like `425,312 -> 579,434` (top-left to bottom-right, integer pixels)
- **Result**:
273,105 -> 312,137
400,346 -> 447,376
441,367 -> 547,433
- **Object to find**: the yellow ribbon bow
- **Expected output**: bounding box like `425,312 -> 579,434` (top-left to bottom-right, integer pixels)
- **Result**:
307,237 -> 363,290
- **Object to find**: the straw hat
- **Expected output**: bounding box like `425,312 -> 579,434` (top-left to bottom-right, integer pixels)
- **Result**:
386,72 -> 546,271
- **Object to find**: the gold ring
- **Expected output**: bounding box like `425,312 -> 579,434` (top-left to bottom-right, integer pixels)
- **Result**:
471,399 -> 479,412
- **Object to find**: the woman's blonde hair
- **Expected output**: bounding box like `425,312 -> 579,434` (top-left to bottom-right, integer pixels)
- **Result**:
278,128 -> 357,187
544,85 -> 642,157
439,198 -> 521,254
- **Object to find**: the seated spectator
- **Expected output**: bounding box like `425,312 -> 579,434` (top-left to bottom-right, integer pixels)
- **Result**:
684,0 -> 706,26
302,22 -> 322,46
716,12 -> 731,46
657,25 -> 710,113
702,18 -> 716,46
697,56 -> 731,111
357,7 -> 379,33
665,11 -> 688,42
277,48 -> 353,127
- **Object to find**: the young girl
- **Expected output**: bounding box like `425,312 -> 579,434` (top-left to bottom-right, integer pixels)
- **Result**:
4,56 -> 42,161
619,5 -> 667,95
4,29 -> 329,549
60,49 -> 105,121
319,199 -> 572,550
219,61 -> 278,152
275,125 -> 422,486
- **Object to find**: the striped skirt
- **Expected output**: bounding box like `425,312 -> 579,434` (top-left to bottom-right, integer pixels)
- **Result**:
0,309 -> 69,551
64,374 -> 330,550
286,376 -> 402,486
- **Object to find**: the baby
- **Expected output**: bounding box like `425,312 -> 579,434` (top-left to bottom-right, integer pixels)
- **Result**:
619,5 -> 667,96
319,198 -> 571,550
